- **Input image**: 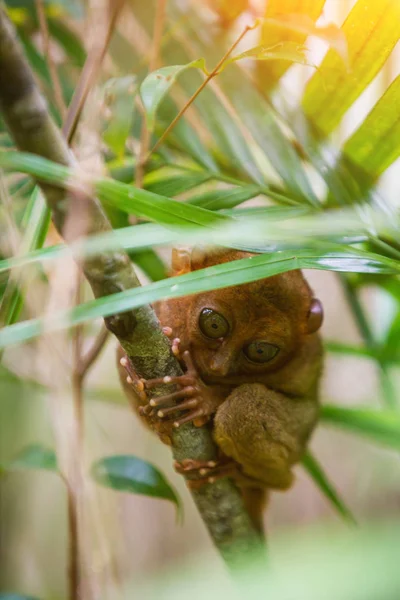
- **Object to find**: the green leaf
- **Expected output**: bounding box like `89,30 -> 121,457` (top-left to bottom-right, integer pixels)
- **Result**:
140,59 -> 206,131
97,178 -> 230,228
0,247 -> 397,348
342,75 -> 400,180
102,76 -> 137,158
302,452 -> 356,524
321,405 -> 400,450
325,341 -> 382,362
208,53 -> 319,204
0,151 -> 230,229
227,42 -> 314,69
257,0 -> 325,87
0,187 -> 50,327
131,248 -> 167,282
187,185 -> 262,210
262,15 -> 347,63
48,18 -> 86,66
302,0 -> 400,136
2,444 -> 58,474
144,170 -> 211,197
91,455 -> 181,516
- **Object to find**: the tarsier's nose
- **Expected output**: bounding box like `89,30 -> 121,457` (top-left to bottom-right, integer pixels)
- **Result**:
209,350 -> 231,376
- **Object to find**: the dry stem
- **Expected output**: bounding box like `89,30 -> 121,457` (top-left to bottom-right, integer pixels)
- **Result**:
135,0 -> 167,188
0,4 -> 263,568
35,0 -> 67,119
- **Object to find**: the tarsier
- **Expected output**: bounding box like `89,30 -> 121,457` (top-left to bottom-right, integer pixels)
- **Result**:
118,247 -> 323,531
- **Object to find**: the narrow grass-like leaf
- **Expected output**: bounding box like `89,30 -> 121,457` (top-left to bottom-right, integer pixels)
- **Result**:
321,405 -> 400,450
140,60 -> 206,131
325,341 -> 384,362
48,18 -> 86,67
302,452 -> 356,524
187,185 -> 262,209
91,455 -> 181,516
0,187 -> 50,327
144,171 -> 211,197
0,247 -> 397,348
342,75 -> 400,180
131,248 -> 167,282
0,152 -> 230,228
302,0 -> 400,136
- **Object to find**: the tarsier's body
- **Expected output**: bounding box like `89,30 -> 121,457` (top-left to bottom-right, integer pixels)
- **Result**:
118,248 -> 323,531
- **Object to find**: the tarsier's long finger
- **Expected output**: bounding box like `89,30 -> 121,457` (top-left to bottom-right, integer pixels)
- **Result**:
119,356 -> 147,401
143,374 -> 196,389
138,404 -> 153,417
173,408 -> 204,428
148,387 -> 195,408
181,349 -> 197,375
157,397 -> 199,418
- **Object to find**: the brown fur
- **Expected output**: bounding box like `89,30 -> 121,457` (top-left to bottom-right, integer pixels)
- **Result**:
118,247 -> 323,528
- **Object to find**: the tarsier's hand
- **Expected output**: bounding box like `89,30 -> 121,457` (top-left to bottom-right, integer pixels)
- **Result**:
120,333 -> 219,433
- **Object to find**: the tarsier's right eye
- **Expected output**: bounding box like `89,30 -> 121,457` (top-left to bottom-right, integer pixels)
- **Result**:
243,341 -> 279,364
199,308 -> 229,339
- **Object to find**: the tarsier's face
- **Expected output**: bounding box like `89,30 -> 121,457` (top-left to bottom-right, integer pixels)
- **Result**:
167,247 -> 323,385
186,275 -> 323,386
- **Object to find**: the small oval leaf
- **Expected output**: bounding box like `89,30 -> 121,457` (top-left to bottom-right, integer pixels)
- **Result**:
264,14 -> 348,63
228,41 -> 314,69
140,59 -> 206,131
3,444 -> 58,474
91,455 -> 182,516
102,76 -> 137,157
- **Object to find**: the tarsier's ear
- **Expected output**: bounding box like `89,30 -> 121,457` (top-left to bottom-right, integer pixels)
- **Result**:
171,247 -> 191,275
307,298 -> 323,334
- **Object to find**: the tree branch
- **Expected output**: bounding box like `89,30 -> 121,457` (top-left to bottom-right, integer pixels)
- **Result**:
0,4 -> 262,564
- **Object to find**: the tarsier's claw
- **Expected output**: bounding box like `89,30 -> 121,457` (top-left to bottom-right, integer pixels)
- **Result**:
172,337 -> 181,357
162,326 -> 173,337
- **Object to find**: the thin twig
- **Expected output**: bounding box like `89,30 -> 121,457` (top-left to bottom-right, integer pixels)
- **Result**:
135,0 -> 167,188
35,0 -> 67,119
67,484 -> 80,600
148,23 -> 254,159
62,0 -> 126,142
79,326 -> 110,380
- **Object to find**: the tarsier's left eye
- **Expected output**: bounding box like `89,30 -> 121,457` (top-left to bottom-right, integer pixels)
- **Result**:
199,308 -> 230,339
243,341 -> 279,364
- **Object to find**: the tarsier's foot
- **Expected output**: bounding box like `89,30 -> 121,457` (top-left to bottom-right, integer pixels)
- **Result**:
173,458 -> 246,490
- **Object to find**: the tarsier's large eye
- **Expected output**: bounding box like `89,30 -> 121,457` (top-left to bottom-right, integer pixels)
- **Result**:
243,341 -> 279,364
199,308 -> 229,339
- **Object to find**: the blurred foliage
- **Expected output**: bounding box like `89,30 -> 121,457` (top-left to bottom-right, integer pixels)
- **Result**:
1,0 -> 400,596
